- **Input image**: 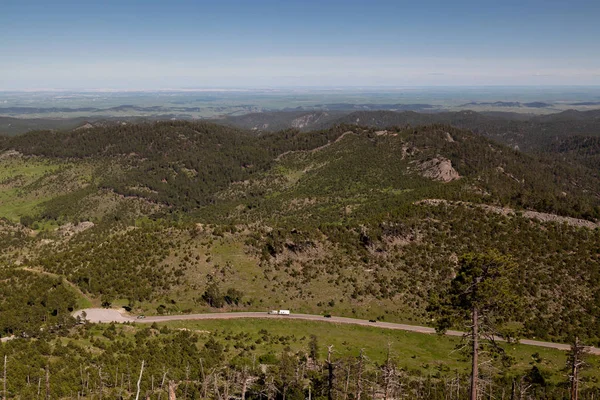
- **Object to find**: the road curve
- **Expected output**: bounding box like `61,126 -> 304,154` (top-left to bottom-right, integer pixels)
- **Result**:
74,309 -> 598,355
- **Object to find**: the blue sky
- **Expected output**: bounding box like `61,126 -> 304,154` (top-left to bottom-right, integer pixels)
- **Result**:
1,0 -> 599,89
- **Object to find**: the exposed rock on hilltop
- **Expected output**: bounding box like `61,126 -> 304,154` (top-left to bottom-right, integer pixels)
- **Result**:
74,122 -> 94,130
56,221 -> 95,237
291,112 -> 329,129
0,149 -> 22,159
413,157 -> 460,182
419,199 -> 600,229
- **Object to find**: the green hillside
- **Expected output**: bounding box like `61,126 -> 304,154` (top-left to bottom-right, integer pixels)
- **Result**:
1,120 -> 600,397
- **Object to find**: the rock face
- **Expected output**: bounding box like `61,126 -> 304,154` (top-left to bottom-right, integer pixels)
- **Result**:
291,112 -> 328,129
56,221 -> 95,237
443,132 -> 455,142
419,199 -> 600,229
415,157 -> 460,182
74,122 -> 94,131
0,150 -> 22,160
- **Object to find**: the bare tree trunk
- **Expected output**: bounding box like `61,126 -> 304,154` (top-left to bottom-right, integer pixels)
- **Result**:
224,369 -> 230,400
184,363 -> 190,399
168,381 -> 177,400
571,337 -> 580,400
214,371 -> 221,399
80,364 -> 85,395
356,349 -> 364,400
343,366 -> 350,400
158,369 -> 168,400
457,370 -> 461,400
371,373 -> 376,400
3,355 -> 6,400
384,344 -> 392,400
518,376 -> 526,400
135,360 -> 145,400
98,367 -> 103,399
327,345 -> 335,400
241,367 -> 248,400
200,358 -> 207,399
470,307 -> 479,400
267,376 -> 275,400
510,378 -> 516,400
45,364 -> 50,400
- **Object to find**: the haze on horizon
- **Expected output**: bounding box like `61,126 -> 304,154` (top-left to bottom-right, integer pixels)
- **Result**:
1,0 -> 600,90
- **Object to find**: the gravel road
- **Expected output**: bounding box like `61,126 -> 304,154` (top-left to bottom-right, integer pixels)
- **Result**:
74,309 -> 597,355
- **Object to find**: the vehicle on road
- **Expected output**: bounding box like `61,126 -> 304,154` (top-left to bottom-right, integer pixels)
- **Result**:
137,315 -> 146,319
267,310 -> 290,315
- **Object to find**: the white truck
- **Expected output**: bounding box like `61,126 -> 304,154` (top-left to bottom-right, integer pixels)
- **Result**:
268,310 -> 290,315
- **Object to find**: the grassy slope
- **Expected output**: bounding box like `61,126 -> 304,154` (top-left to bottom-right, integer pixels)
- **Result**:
79,318 -> 597,385
0,156 -> 63,221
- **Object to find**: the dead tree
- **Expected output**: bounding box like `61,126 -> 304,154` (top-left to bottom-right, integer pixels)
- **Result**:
184,363 -> 190,399
569,337 -> 588,400
199,358 -> 208,398
98,367 -> 104,399
382,343 -> 396,400
355,349 -> 365,400
45,364 -> 50,400
157,369 -> 168,400
135,360 -> 145,400
327,345 -> 335,400
3,355 -> 6,400
168,381 -> 177,400
343,365 -> 351,400
470,307 -> 479,400
241,366 -> 249,400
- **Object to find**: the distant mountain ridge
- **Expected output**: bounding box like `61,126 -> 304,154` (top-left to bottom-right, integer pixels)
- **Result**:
459,101 -> 552,108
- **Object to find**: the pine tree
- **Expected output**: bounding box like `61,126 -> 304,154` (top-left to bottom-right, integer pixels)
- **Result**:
431,250 -> 521,400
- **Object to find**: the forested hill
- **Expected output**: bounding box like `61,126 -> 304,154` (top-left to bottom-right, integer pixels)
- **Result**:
1,120 -> 599,220
0,121 -> 356,210
2,121 -> 272,209
335,109 -> 600,152
3,119 -> 600,392
220,109 -> 600,155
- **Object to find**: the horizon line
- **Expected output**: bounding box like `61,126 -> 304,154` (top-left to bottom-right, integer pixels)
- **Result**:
2,85 -> 600,93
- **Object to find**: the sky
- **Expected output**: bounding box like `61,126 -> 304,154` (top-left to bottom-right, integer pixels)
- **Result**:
1,0 -> 600,90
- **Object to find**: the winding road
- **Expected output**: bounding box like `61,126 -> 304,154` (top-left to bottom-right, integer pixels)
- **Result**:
74,308 -> 599,355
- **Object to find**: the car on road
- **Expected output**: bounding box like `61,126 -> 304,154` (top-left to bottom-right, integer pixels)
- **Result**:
137,315 -> 146,319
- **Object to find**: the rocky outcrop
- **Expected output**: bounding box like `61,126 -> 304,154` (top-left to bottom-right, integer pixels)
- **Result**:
291,112 -> 329,129
418,199 -> 600,229
413,157 -> 460,182
56,221 -> 95,237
